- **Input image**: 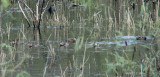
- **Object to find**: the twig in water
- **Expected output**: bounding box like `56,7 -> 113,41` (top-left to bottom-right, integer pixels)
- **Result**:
18,1 -> 31,27
43,52 -> 50,77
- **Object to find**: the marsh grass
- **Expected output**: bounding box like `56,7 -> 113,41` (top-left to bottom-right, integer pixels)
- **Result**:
16,71 -> 30,77
1,0 -> 160,77
0,42 -> 28,77
0,20 -> 30,77
74,36 -> 84,52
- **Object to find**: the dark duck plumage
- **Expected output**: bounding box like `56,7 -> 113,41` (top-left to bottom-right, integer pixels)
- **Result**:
48,5 -> 56,15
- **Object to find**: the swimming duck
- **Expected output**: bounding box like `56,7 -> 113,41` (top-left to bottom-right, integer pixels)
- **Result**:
136,36 -> 147,40
60,42 -> 69,47
70,3 -> 84,7
93,42 -> 99,48
67,38 -> 76,43
11,39 -> 21,46
71,3 -> 80,7
11,40 -> 17,46
29,43 -> 33,48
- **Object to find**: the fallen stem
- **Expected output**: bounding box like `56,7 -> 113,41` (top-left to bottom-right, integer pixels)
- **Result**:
18,1 -> 31,27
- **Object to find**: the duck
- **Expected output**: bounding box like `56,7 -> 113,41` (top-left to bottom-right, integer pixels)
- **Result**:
93,42 -> 99,48
66,38 -> 76,43
28,43 -> 33,48
28,43 -> 40,48
71,3 -> 80,7
11,40 -> 17,46
48,5 -> 56,15
11,39 -> 21,46
136,36 -> 147,40
70,3 -> 84,7
60,42 -> 69,47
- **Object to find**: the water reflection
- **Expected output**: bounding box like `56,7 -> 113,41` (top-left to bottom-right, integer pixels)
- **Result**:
1,0 -> 160,77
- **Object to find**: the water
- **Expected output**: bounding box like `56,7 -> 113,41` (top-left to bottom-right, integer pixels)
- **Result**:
1,0 -> 160,77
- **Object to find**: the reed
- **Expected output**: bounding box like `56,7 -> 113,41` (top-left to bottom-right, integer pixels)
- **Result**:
1,0 -> 160,76
18,0 -> 49,28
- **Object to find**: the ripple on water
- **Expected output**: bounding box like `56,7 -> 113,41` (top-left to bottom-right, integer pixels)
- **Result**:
11,27 -> 22,30
88,35 -> 155,52
115,35 -> 154,40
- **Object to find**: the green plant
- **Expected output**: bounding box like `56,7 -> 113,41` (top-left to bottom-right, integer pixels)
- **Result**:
74,36 -> 84,52
1,43 -> 12,52
1,0 -> 10,11
16,71 -> 30,77
105,52 -> 137,76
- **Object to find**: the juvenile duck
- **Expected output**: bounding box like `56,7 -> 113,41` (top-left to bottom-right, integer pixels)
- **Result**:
67,38 -> 76,43
70,3 -> 84,7
29,43 -> 33,48
71,3 -> 80,7
11,40 -> 17,46
60,42 -> 65,46
93,42 -> 99,48
136,36 -> 147,40
11,39 -> 21,46
60,42 -> 69,47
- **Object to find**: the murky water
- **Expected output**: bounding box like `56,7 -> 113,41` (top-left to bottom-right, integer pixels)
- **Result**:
1,0 -> 160,77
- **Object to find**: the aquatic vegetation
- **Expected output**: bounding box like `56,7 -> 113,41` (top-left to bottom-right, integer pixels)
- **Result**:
1,0 -> 160,77
16,71 -> 30,77
75,36 -> 84,52
1,0 -> 10,10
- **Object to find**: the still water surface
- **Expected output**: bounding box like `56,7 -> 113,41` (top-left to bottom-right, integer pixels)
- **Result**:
1,0 -> 159,77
